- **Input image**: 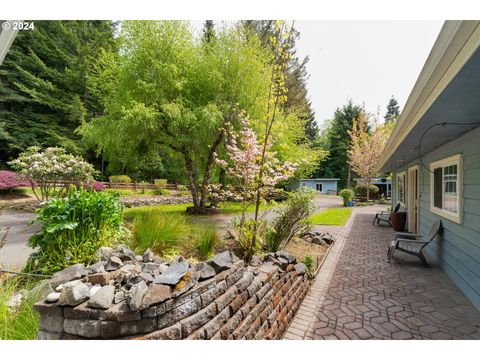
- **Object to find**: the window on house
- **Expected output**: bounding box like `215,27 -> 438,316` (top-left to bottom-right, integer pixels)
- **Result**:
397,172 -> 406,204
430,154 -> 462,223
316,183 -> 323,192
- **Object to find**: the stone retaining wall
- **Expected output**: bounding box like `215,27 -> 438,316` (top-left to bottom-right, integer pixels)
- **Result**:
35,255 -> 309,340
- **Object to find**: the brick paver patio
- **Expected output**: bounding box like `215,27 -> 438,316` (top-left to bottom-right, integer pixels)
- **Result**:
285,207 -> 480,339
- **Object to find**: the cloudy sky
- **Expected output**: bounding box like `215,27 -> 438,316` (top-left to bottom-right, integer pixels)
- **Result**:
192,20 -> 444,128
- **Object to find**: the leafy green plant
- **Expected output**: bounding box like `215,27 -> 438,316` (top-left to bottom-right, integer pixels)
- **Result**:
139,181 -> 149,194
265,187 -> 315,252
177,184 -> 187,191
339,188 -> 355,206
195,224 -> 220,260
132,212 -> 189,256
24,187 -> 125,275
109,175 -> 132,183
0,279 -> 41,340
301,255 -> 315,274
230,218 -> 265,261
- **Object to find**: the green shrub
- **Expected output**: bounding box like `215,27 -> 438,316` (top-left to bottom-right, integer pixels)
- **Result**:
231,218 -> 265,261
339,188 -> 355,206
195,224 -> 220,260
154,179 -> 168,187
301,255 -> 315,274
153,188 -> 171,196
109,175 -> 132,183
265,187 -> 315,252
354,201 -> 373,206
355,183 -> 379,196
177,184 -> 188,191
24,187 -> 125,275
0,279 -> 41,340
132,212 -> 189,256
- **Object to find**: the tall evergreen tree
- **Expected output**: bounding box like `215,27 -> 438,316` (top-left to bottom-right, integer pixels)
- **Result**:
384,95 -> 400,123
242,20 -> 318,143
313,100 -> 369,188
202,20 -> 215,44
0,21 -> 117,165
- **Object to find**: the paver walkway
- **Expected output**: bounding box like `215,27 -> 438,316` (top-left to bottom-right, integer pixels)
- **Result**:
285,207 -> 480,339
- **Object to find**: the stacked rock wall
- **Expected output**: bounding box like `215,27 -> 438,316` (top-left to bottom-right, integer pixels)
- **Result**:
34,251 -> 309,340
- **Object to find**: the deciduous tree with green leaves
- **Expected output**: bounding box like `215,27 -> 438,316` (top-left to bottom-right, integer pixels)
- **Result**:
79,21 -> 273,213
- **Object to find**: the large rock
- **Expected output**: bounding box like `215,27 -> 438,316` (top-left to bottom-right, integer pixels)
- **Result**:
140,284 -> 172,309
88,285 -> 115,309
126,281 -> 148,311
153,261 -> 188,285
46,292 -> 61,303
104,256 -> 124,271
58,280 -> 90,306
142,262 -> 159,274
196,262 -> 216,280
294,263 -> 308,275
276,251 -> 296,264
207,251 -> 238,273
50,264 -> 85,287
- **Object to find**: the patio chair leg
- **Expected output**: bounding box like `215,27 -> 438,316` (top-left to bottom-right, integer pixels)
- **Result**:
373,214 -> 378,226
418,252 -> 428,266
387,246 -> 395,262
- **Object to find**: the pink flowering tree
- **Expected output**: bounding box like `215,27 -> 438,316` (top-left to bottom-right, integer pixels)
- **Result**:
348,112 -> 390,201
213,112 -> 296,259
9,146 -> 96,201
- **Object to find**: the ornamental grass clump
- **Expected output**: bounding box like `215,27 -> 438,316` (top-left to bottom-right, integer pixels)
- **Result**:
132,212 -> 189,256
0,278 -> 41,340
195,224 -> 220,260
23,187 -> 125,275
265,187 -> 315,252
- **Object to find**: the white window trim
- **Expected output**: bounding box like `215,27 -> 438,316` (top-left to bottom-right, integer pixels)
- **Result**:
430,154 -> 463,224
396,171 -> 406,205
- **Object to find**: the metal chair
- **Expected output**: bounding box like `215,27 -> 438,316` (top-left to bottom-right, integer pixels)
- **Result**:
373,202 -> 401,226
387,219 -> 442,265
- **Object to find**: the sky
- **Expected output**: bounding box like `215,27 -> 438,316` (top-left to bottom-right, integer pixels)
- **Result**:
191,20 -> 444,128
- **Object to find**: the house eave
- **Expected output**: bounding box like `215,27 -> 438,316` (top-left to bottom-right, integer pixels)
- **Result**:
378,20 -> 480,172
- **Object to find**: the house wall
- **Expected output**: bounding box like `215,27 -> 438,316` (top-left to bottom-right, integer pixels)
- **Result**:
391,125 -> 480,309
287,180 -> 338,194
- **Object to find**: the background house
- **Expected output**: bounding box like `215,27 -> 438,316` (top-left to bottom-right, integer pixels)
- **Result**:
286,178 -> 339,194
378,21 -> 480,310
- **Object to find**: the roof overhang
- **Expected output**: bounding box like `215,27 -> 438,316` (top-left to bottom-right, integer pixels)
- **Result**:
0,20 -> 20,65
379,21 -> 480,172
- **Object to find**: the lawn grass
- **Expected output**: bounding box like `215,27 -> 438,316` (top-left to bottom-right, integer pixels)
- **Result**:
124,201 -> 277,219
309,207 -> 353,226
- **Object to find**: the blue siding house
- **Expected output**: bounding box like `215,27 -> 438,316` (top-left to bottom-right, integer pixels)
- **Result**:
378,21 -> 480,309
286,178 -> 339,194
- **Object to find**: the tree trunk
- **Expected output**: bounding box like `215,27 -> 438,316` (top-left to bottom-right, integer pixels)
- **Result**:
184,152 -> 200,209
347,165 -> 351,189
199,128 -> 226,209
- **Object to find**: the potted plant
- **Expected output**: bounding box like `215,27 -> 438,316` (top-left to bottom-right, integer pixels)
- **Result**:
339,189 -> 355,207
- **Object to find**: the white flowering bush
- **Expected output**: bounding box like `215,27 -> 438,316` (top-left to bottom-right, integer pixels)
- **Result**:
9,146 -> 96,201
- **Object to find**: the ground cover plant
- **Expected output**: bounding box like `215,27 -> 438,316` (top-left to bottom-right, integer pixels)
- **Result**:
309,208 -> 353,226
